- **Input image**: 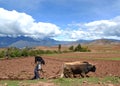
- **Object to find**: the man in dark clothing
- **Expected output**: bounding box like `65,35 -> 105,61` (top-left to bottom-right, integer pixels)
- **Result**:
32,56 -> 45,80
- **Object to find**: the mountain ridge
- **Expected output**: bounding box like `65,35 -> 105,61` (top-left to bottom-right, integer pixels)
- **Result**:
0,36 -> 119,48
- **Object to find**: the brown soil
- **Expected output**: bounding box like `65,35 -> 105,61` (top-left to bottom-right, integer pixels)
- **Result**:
0,52 -> 120,86
0,54 -> 120,79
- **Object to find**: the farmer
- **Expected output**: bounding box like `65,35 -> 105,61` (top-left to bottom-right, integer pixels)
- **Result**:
32,56 -> 45,80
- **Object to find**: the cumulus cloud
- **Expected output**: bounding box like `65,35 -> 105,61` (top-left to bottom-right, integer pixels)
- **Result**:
0,8 -> 61,39
0,8 -> 120,41
64,16 -> 120,40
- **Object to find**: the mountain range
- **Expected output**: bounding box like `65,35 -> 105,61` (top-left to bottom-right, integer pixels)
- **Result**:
0,36 -> 119,48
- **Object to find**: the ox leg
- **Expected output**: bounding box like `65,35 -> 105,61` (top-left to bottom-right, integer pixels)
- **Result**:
64,71 -> 71,78
67,73 -> 73,78
60,73 -> 64,78
80,72 -> 86,78
72,74 -> 77,78
60,69 -> 69,78
60,72 -> 72,78
64,68 -> 71,78
86,75 -> 89,77
80,73 -> 84,78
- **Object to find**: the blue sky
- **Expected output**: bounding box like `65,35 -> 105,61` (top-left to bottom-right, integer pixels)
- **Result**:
0,0 -> 120,41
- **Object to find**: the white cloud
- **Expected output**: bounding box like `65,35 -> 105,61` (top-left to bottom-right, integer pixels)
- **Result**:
0,8 -> 61,39
0,8 -> 120,41
85,17 -> 120,38
62,16 -> 120,41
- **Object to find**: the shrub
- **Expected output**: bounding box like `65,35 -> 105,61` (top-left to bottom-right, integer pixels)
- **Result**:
69,45 -> 74,51
69,44 -> 91,52
6,47 -> 22,58
74,44 -> 82,52
45,50 -> 54,54
0,51 -> 5,58
21,48 -> 29,57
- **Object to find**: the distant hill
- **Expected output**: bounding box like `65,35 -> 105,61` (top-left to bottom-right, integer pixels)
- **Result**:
0,36 -> 119,48
75,39 -> 92,44
87,39 -> 120,45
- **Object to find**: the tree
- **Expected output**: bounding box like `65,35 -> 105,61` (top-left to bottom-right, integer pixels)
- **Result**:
74,44 -> 82,51
58,44 -> 61,52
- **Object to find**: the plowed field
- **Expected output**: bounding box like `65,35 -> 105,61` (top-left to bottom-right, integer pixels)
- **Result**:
0,52 -> 120,80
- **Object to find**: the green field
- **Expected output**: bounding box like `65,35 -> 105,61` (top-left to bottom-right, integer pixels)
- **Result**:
53,76 -> 120,86
44,52 -> 120,61
0,76 -> 120,86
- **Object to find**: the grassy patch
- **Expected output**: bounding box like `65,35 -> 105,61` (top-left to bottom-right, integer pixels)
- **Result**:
53,76 -> 120,86
0,80 -> 39,86
0,77 -> 119,86
101,76 -> 120,84
45,53 -> 120,61
93,57 -> 120,61
53,77 -> 99,86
